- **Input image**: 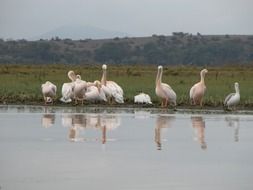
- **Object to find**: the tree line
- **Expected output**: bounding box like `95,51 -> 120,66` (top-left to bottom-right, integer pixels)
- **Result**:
0,33 -> 253,65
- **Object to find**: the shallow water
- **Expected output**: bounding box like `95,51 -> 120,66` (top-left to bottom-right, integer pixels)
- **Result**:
0,105 -> 253,190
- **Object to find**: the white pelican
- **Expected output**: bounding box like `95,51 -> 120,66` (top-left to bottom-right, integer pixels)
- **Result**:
101,64 -> 124,103
134,93 -> 152,104
155,65 -> 177,108
41,81 -> 57,104
60,70 -> 76,103
189,69 -> 208,107
85,80 -> 107,102
224,82 -> 240,110
73,75 -> 101,105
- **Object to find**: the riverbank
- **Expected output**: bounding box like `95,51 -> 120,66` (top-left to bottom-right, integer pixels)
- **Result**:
0,64 -> 253,107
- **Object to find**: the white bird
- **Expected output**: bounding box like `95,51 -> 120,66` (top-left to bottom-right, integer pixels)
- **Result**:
85,80 -> 107,102
41,81 -> 57,104
224,82 -> 240,110
73,75 -> 101,105
155,65 -> 177,107
101,64 -> 124,103
134,93 -> 152,104
60,70 -> 76,103
189,69 -> 208,107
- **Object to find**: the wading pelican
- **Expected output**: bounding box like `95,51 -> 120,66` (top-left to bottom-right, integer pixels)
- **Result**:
101,64 -> 124,103
41,81 -> 57,105
134,93 -> 152,104
60,71 -> 76,103
189,69 -> 208,107
224,82 -> 240,110
155,65 -> 177,108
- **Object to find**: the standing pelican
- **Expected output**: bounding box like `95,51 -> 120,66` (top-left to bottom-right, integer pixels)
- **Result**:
41,81 -> 57,105
73,76 -> 101,105
189,69 -> 208,107
60,70 -> 76,103
155,65 -> 177,108
101,64 -> 124,103
85,80 -> 107,102
224,82 -> 240,110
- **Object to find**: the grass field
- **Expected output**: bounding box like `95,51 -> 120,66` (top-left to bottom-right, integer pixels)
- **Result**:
0,64 -> 253,109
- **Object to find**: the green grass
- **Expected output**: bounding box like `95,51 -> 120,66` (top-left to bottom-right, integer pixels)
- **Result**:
0,64 -> 253,108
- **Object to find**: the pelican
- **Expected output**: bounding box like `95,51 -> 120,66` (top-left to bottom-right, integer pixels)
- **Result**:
224,82 -> 240,110
155,65 -> 177,108
41,81 -> 57,104
60,70 -> 76,103
85,80 -> 107,102
73,75 -> 101,105
101,64 -> 124,103
189,69 -> 208,107
134,93 -> 152,104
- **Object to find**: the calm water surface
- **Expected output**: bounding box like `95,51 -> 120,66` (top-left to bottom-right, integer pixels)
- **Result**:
0,105 -> 253,190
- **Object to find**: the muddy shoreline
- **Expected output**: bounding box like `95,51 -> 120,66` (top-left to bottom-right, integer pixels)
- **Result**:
1,104 -> 253,115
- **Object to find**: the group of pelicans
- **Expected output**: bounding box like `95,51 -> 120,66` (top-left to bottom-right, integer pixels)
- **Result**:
41,64 -> 240,110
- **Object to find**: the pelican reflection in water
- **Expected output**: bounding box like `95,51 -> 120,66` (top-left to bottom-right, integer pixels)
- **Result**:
41,106 -> 55,128
191,116 -> 207,150
155,115 -> 175,150
41,114 -> 55,128
225,116 -> 240,142
61,113 -> 120,143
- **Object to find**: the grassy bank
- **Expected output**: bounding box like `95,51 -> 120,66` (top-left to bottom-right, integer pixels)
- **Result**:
0,64 -> 253,108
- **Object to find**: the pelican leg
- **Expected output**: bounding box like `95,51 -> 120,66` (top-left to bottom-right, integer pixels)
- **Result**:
190,98 -> 195,106
155,128 -> 161,150
165,99 -> 168,107
161,99 -> 165,107
44,96 -> 47,105
102,126 -> 106,144
173,102 -> 177,111
200,98 -> 203,108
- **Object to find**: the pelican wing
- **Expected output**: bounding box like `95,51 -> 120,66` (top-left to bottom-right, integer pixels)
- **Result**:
61,83 -> 74,103
161,83 -> 176,99
51,84 -> 57,95
107,81 -> 124,103
107,81 -> 123,95
189,85 -> 195,99
224,93 -> 235,105
102,85 -> 112,97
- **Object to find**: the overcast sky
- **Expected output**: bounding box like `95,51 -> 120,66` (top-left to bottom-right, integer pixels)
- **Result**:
1,0 -> 253,39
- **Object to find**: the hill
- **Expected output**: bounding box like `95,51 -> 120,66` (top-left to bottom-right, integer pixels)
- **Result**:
1,33 -> 253,65
32,25 -> 129,40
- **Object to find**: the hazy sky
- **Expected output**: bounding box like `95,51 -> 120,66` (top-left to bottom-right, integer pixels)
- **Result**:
1,0 -> 253,39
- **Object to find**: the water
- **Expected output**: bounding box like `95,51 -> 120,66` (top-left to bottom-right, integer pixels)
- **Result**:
0,105 -> 253,190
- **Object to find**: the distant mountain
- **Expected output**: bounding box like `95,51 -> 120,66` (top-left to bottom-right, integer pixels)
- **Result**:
32,25 -> 130,40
